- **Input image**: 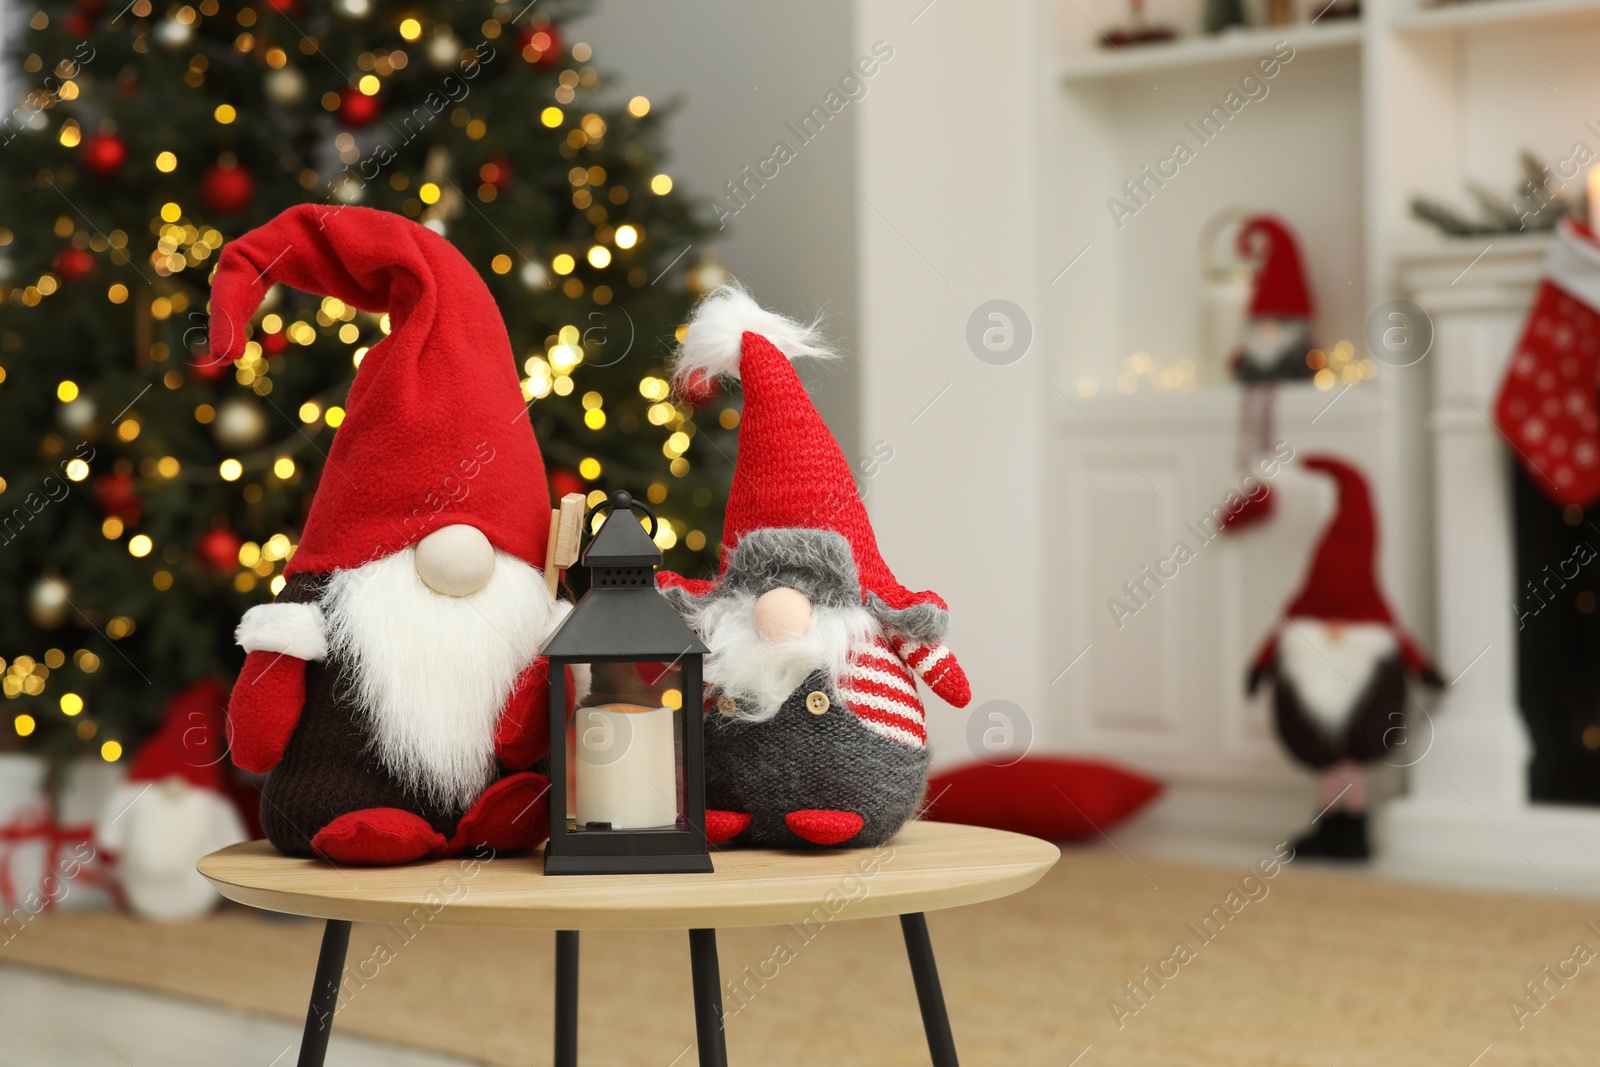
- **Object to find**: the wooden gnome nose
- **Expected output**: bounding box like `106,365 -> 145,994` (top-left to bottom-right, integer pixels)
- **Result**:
414,524 -> 495,597
753,587 -> 812,643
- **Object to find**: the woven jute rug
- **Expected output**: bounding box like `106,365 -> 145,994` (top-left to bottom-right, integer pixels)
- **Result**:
3,848 -> 1596,1065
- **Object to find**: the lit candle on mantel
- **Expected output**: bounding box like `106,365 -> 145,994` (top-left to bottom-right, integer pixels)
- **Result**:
1588,164 -> 1600,231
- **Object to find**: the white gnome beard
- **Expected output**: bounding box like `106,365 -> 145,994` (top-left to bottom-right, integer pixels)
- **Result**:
1241,318 -> 1309,368
322,546 -> 554,811
687,591 -> 876,723
1278,620 -> 1397,734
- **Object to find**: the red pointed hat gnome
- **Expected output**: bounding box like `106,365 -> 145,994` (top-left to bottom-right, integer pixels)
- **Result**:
94,681 -> 248,921
656,285 -> 970,850
1232,215 -> 1317,383
1244,454 -> 1443,860
213,205 -> 574,865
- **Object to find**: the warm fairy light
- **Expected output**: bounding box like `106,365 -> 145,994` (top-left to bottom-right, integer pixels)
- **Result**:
540,106 -> 564,128
160,202 -> 182,222
214,104 -> 237,124
219,459 -> 243,481
578,457 -> 601,480
270,575 -> 287,595
264,534 -> 292,560
587,245 -> 611,269
101,740 -> 122,762
352,348 -> 368,368
551,253 -> 575,275
647,402 -> 673,426
116,419 -> 140,442
326,406 -> 346,428
127,534 -> 153,558
153,570 -> 173,590
553,376 -> 574,397
1077,377 -> 1099,398
108,283 -> 128,303
238,541 -> 262,567
628,96 -> 650,117
661,688 -> 682,709
273,457 -> 296,479
339,323 -> 360,343
581,390 -> 603,410
60,693 -> 83,716
584,409 -> 606,430
195,404 -> 215,423
14,714 -> 35,737
58,124 -> 80,148
359,75 -> 381,96
102,517 -> 124,539
299,401 -> 321,423
653,522 -> 677,550
157,456 -> 180,478
156,151 -> 178,172
106,616 -> 134,638
718,408 -> 739,430
65,459 -> 89,481
419,182 -> 441,204
399,17 -> 422,40
686,531 -> 707,551
615,225 -> 638,249
492,254 -> 513,274
261,313 -> 284,333
56,380 -> 78,402
650,174 -> 673,195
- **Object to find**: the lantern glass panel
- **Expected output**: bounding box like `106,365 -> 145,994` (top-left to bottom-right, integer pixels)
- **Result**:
566,660 -> 689,834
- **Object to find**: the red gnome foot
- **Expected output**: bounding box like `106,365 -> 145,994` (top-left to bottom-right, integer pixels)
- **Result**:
785,809 -> 865,846
448,772 -> 552,856
312,808 -> 447,865
704,809 -> 752,844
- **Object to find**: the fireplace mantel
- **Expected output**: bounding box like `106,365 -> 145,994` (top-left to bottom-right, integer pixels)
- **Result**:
1383,233 -> 1600,893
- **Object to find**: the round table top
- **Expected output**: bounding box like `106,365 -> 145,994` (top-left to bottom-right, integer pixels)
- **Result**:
198,821 -> 1059,930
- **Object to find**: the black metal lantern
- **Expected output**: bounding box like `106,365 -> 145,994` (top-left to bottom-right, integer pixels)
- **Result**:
541,489 -> 713,875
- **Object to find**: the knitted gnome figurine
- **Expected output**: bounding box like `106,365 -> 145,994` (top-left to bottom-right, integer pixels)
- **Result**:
1243,455 -> 1444,860
95,681 -> 248,921
212,205 -> 574,866
657,287 -> 972,849
1231,215 -> 1317,383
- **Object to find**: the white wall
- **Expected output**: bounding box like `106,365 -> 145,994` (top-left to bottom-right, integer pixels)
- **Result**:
575,0 -> 861,456
855,1 -> 1049,768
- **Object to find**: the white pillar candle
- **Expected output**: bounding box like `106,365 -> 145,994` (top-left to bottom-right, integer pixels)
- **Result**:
574,703 -> 679,830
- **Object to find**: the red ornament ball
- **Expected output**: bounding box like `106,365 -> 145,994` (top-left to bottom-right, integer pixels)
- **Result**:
80,134 -> 128,180
549,467 -> 587,501
518,24 -> 564,68
338,91 -> 381,128
676,368 -> 719,409
95,473 -> 141,523
191,348 -> 231,383
54,246 -> 97,282
201,160 -> 255,215
260,330 -> 289,355
197,528 -> 244,572
479,157 -> 513,192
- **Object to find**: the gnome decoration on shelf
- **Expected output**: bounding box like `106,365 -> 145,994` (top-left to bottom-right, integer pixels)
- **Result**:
1241,455 -> 1445,860
95,681 -> 249,922
657,286 -> 972,850
1231,214 -> 1317,384
212,205 -> 576,866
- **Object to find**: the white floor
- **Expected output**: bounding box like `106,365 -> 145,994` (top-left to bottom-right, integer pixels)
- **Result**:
0,963 -> 479,1067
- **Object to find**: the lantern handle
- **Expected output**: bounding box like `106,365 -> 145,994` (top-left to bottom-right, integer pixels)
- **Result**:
585,489 -> 658,539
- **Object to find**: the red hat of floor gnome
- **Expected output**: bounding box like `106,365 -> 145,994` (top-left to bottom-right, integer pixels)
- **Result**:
666,285 -> 971,702
127,680 -> 234,794
207,204 -> 548,576
1240,215 -> 1314,319
1285,456 -> 1392,624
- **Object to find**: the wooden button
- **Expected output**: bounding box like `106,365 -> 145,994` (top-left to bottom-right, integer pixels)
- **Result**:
805,691 -> 830,716
717,694 -> 737,717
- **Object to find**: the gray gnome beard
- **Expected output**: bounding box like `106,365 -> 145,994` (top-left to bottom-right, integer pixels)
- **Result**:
679,528 -> 877,723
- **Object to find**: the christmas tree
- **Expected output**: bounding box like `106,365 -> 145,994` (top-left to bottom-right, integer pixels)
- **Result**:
0,0 -> 725,764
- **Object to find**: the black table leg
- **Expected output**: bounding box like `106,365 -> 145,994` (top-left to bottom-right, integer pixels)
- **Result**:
688,928 -> 728,1067
555,930 -> 580,1067
298,919 -> 352,1067
900,913 -> 959,1067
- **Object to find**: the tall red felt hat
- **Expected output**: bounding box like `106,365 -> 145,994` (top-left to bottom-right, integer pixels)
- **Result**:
208,205 -> 548,576
1285,455 -> 1393,624
1239,215 -> 1314,320
127,680 -> 233,793
670,286 -> 952,618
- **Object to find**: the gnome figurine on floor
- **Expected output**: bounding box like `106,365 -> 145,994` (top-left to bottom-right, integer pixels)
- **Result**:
1244,455 -> 1445,860
213,205 -> 575,866
657,286 -> 972,849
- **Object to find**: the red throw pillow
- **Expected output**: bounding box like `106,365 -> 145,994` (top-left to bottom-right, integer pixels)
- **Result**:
922,757 -> 1162,840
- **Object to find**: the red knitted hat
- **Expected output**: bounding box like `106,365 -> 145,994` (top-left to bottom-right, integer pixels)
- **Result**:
127,680 -> 232,793
1239,215 -> 1314,319
671,286 -> 951,616
1285,455 -> 1393,624
208,205 -> 548,576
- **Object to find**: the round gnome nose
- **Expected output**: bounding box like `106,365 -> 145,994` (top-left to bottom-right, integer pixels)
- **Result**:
414,524 -> 495,597
752,586 -> 813,643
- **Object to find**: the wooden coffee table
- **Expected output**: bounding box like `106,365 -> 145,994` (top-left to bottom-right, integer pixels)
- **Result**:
199,820 -> 1059,1066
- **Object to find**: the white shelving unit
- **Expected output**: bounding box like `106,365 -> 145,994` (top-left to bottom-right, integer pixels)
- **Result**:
1038,0 -> 1600,853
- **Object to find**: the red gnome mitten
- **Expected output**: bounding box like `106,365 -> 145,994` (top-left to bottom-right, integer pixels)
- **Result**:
657,285 -> 973,851
210,205 -> 567,866
1495,218 -> 1600,506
